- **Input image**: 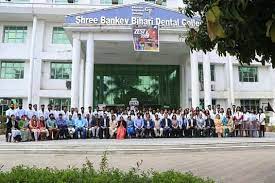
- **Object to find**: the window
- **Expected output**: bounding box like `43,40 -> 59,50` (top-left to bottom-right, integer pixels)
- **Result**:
49,98 -> 71,110
52,27 -> 70,44
145,0 -> 167,5
210,65 -> 215,81
198,64 -> 215,82
50,62 -> 72,79
239,66 -> 258,82
0,98 -> 22,116
54,0 -> 78,3
0,61 -> 24,79
3,26 -> 27,43
240,100 -> 260,111
100,0 -> 123,5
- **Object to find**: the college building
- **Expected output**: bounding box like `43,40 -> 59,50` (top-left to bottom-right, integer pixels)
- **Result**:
0,0 -> 275,115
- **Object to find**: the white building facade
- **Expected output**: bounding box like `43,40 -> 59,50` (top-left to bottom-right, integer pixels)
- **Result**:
0,0 -> 275,114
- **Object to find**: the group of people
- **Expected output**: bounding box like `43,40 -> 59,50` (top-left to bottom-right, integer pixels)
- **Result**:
4,103 -> 267,142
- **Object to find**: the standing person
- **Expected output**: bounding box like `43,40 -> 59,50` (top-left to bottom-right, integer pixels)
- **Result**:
160,113 -> 172,138
74,113 -> 86,139
15,103 -> 25,120
56,113 -> 69,139
38,104 -> 47,120
33,104 -> 39,119
26,104 -> 34,121
29,115 -> 40,141
242,108 -> 250,137
214,114 -> 223,138
46,113 -> 59,140
109,114 -> 118,139
257,108 -> 266,137
134,113 -> 144,138
6,114 -> 21,142
6,104 -> 17,123
126,115 -> 135,138
99,114 -> 110,139
18,115 -> 32,142
67,114 -> 75,138
153,114 -> 163,137
250,109 -> 258,137
143,113 -> 154,138
116,116 -> 127,140
38,116 -> 48,141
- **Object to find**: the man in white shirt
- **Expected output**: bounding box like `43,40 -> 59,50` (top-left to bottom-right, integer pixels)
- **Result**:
5,104 -> 16,123
25,104 -> 34,120
15,103 -> 25,120
38,104 -> 48,120
257,108 -> 266,137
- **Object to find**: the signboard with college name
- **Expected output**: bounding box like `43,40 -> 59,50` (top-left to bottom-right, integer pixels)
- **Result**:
133,25 -> 159,52
65,2 -> 201,29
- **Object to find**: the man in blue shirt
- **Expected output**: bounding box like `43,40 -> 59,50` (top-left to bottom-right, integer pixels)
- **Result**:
66,114 -> 75,138
134,113 -> 144,138
56,113 -> 69,139
74,113 -> 86,139
143,113 -> 155,138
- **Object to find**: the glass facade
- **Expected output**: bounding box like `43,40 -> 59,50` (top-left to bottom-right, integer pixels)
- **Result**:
50,62 -> 72,79
3,26 -> 27,43
0,61 -> 24,79
52,27 -> 70,44
239,66 -> 258,82
240,99 -> 260,111
49,98 -> 71,110
94,64 -> 180,108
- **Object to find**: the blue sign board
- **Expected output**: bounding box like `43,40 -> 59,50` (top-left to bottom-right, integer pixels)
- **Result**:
65,2 -> 200,28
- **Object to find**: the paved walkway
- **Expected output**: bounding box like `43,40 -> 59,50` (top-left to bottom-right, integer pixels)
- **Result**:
1,133 -> 275,183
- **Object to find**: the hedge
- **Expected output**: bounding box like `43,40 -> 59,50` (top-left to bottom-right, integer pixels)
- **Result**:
0,153 -> 215,183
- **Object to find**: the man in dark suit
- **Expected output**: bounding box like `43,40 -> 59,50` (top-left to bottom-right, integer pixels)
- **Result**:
99,113 -> 110,139
143,113 -> 155,138
187,113 -> 197,137
160,113 -> 172,137
205,115 -> 215,137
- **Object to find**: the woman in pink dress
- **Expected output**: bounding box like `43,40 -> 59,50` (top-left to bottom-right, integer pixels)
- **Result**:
116,116 -> 126,140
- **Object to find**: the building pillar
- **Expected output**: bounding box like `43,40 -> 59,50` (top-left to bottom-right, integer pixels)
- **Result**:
71,33 -> 81,108
190,50 -> 200,108
203,53 -> 212,107
227,55 -> 235,107
84,34 -> 94,109
79,58 -> 85,109
27,15 -> 37,104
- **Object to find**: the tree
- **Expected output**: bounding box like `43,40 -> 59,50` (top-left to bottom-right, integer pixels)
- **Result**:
182,0 -> 275,67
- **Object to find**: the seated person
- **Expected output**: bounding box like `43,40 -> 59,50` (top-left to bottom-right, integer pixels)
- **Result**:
109,114 -> 118,138
46,113 -> 59,140
117,116 -> 127,140
126,115 -> 135,138
134,113 -> 144,138
66,114 -> 75,138
143,113 -> 155,138
6,114 -> 21,142
160,113 -> 172,137
38,116 -> 49,140
171,114 -> 180,137
74,113 -> 86,139
56,113 -> 69,139
154,114 -> 163,137
196,113 -> 205,137
186,113 -> 197,137
99,113 -> 110,139
29,115 -> 40,141
205,115 -> 215,137
18,115 -> 32,142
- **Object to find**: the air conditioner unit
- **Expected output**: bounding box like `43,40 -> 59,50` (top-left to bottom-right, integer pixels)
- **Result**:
66,81 -> 71,90
67,0 -> 75,3
211,84 -> 215,91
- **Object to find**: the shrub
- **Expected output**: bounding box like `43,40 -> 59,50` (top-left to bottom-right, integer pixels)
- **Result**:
0,152 -> 214,183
